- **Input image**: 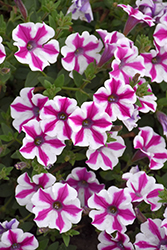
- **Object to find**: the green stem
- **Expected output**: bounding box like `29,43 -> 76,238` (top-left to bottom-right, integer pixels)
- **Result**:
62,86 -> 79,91
20,213 -> 33,222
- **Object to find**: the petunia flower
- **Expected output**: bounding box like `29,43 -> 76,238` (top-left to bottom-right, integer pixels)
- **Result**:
88,186 -> 136,234
109,45 -> 145,83
0,36 -> 6,64
64,167 -> 104,207
140,44 -> 167,83
61,31 -> 103,77
133,126 -> 167,170
124,171 -> 164,210
12,22 -> 59,71
135,218 -> 167,249
40,96 -> 77,140
10,87 -> 48,133
67,0 -> 93,23
122,108 -> 140,131
19,120 -> 66,167
161,207 -> 167,234
122,165 -> 140,181
15,172 -> 56,212
0,219 -> 19,239
86,132 -> 125,171
0,228 -> 39,250
93,77 -> 136,122
133,78 -> 157,113
68,101 -> 112,149
157,110 -> 167,138
32,183 -> 82,233
97,231 -> 134,250
118,4 -> 155,35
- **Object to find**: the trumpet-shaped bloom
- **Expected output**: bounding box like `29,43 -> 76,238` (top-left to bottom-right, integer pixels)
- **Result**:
88,186 -> 136,234
124,171 -> 164,210
109,46 -> 145,83
65,167 -> 104,207
19,120 -> 65,167
10,87 -> 48,133
15,172 -> 56,212
61,31 -> 103,76
40,96 -> 77,140
133,126 -> 167,170
86,132 -> 125,170
0,228 -> 38,250
32,183 -> 82,233
0,219 -> 19,239
140,44 -> 167,83
97,231 -> 134,250
12,22 -> 59,71
67,0 -> 93,23
93,77 -> 136,121
68,101 -> 112,149
157,111 -> 167,138
135,218 -> 167,249
0,36 -> 6,64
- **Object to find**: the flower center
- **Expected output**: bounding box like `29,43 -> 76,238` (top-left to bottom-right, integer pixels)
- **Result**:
58,112 -> 67,121
34,136 -> 43,146
27,41 -> 36,51
117,241 -> 125,249
78,180 -> 88,187
152,55 -> 161,64
119,59 -> 125,69
108,94 -> 118,103
75,47 -> 84,56
33,106 -> 40,117
108,205 -> 117,215
11,243 -> 20,250
82,118 -> 93,128
53,201 -> 62,211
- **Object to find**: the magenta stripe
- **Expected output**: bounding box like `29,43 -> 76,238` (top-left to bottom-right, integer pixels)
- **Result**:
16,188 -> 34,198
56,212 -> 65,232
57,184 -> 69,202
35,208 -> 52,221
11,103 -> 32,112
86,150 -> 98,164
93,211 -> 107,225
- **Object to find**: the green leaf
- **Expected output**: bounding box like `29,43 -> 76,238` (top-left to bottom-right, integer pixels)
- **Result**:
62,234 -> 70,247
84,62 -> 96,81
1,123 -> 13,135
54,74 -> 64,88
72,70 -> 83,87
157,98 -> 167,107
43,80 -> 52,89
25,71 -> 40,87
75,90 -> 88,106
49,15 -> 56,29
0,133 -> 13,142
37,239 -> 49,250
47,242 -> 59,250
135,98 -> 142,107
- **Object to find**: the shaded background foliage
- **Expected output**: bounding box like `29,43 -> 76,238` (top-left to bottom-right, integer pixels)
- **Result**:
0,0 -> 167,249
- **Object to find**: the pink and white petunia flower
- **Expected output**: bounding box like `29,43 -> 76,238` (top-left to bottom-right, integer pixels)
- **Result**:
86,132 -> 125,171
140,44 -> 167,83
67,0 -> 93,23
0,219 -> 19,239
88,186 -> 136,234
157,111 -> 167,138
122,165 -> 140,181
40,96 -> 77,140
118,4 -> 155,35
0,228 -> 39,250
68,101 -> 112,149
133,126 -> 167,170
0,36 -> 6,64
109,45 -> 145,83
97,231 -> 134,250
12,22 -> 59,71
10,87 -> 48,133
64,167 -> 104,207
19,120 -> 66,167
32,183 -> 82,233
122,108 -> 140,131
61,31 -> 103,76
135,218 -> 167,249
153,23 -> 167,48
124,171 -> 164,210
161,208 -> 167,234
15,172 -> 56,212
93,77 -> 136,122
134,78 -> 157,113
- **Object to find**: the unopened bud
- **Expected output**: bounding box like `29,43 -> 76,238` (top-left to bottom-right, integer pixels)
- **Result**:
14,0 -> 27,21
15,162 -> 27,170
1,68 -> 10,74
38,227 -> 49,234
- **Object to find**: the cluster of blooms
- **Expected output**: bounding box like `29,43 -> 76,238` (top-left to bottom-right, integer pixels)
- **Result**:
0,218 -> 38,250
3,0 -> 167,249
